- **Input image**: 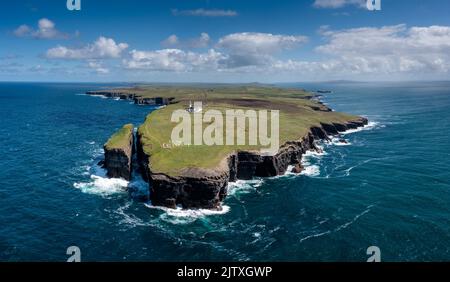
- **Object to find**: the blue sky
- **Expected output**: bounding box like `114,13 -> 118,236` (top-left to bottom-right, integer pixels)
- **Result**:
1,0 -> 450,82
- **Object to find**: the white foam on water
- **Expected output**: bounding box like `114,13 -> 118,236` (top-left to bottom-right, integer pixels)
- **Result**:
74,175 -> 128,196
329,137 -> 352,146
299,205 -> 373,243
113,202 -> 154,228
341,121 -> 379,135
300,165 -> 320,177
81,165 -> 91,176
303,147 -> 327,157
227,179 -> 263,195
89,94 -> 108,99
144,203 -> 230,224
283,165 -> 296,176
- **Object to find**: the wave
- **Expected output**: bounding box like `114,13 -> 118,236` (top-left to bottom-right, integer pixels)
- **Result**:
328,137 -> 352,146
144,203 -> 230,224
300,165 -> 321,177
299,205 -> 374,243
341,121 -> 379,135
227,179 -> 263,196
73,145 -> 129,197
295,120 -> 381,178
88,94 -> 108,99
112,202 -> 155,228
74,175 -> 128,196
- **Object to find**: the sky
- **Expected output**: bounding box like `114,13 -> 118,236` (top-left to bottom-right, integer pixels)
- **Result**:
1,0 -> 450,82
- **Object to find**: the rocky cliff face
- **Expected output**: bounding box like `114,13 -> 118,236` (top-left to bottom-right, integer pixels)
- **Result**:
86,91 -> 173,106
103,124 -> 135,181
149,170 -> 230,210
136,117 -> 368,210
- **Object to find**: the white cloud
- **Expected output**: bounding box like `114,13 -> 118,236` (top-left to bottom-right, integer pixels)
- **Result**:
46,37 -> 129,59
13,18 -> 68,39
162,33 -> 210,48
313,0 -> 366,8
40,26 -> 450,80
217,32 -> 308,54
14,25 -> 32,37
88,61 -> 110,74
260,24 -> 450,81
216,32 -> 308,68
189,32 -> 210,48
172,9 -> 238,17
124,49 -> 223,72
314,25 -> 450,74
124,32 -> 309,72
161,35 -> 179,47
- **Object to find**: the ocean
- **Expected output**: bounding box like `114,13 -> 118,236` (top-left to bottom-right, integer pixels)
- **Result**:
0,81 -> 449,261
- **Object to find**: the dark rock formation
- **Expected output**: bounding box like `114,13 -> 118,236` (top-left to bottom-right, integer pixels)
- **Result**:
149,169 -> 229,210
291,164 -> 304,174
137,117 -> 368,210
86,91 -> 173,106
103,124 -> 135,181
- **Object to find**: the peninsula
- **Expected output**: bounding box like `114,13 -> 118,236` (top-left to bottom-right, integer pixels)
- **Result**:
88,84 -> 368,210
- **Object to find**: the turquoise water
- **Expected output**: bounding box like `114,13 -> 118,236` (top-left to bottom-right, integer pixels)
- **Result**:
0,81 -> 449,261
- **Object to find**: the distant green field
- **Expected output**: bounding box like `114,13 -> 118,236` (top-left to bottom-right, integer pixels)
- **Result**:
110,85 -> 358,176
105,124 -> 134,150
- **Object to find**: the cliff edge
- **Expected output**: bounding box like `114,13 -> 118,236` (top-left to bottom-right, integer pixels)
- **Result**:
103,124 -> 135,181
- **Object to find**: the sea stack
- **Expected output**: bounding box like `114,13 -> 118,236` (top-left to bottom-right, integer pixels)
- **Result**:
103,124 -> 135,180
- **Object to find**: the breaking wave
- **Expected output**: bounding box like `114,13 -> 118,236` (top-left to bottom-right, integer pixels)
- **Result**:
341,121 -> 379,135
227,179 -> 264,196
73,174 -> 128,197
145,203 -> 230,224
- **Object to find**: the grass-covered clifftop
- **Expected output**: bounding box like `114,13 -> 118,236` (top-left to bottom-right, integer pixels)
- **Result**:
102,84 -> 361,177
104,124 -> 134,151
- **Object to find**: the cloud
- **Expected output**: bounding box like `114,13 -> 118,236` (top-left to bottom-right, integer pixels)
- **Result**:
124,32 -> 309,73
172,8 -> 238,17
0,62 -> 23,73
0,54 -> 21,60
14,25 -> 32,37
216,32 -> 308,68
313,24 -> 450,74
123,49 -> 223,72
46,37 -> 129,60
14,18 -> 68,39
189,33 -> 210,48
88,61 -> 110,74
264,24 -> 450,79
162,33 -> 210,48
217,32 -> 308,54
313,0 -> 366,9
161,35 -> 180,47
40,26 -> 450,80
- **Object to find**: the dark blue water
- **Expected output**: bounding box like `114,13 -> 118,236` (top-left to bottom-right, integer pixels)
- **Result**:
0,81 -> 449,262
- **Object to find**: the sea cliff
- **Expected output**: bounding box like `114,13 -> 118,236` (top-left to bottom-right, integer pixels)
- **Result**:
136,117 -> 368,210
86,90 -> 172,106
94,85 -> 368,210
103,124 -> 135,181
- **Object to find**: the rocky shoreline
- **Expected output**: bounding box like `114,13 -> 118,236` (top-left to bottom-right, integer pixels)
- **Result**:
86,90 -> 173,106
135,117 -> 368,210
96,89 -> 368,210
